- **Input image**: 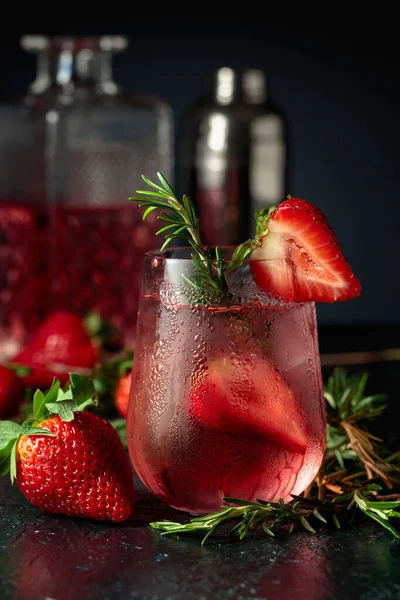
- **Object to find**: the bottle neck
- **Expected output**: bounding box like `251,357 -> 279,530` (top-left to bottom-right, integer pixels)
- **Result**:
21,36 -> 126,96
29,49 -> 119,96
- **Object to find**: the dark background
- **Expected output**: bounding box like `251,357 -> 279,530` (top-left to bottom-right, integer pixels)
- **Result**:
1,20 -> 399,326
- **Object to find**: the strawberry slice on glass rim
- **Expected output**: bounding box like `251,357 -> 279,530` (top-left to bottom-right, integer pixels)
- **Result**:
189,353 -> 308,454
248,198 -> 361,303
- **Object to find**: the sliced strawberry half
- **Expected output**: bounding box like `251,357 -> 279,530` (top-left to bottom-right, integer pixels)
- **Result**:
189,354 -> 308,454
249,199 -> 361,303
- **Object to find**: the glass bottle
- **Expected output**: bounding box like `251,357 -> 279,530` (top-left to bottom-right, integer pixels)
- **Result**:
0,40 -> 48,360
177,67 -> 288,246
0,35 -> 174,359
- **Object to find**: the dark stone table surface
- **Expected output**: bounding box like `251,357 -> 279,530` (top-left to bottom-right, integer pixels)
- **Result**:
1,324 -> 400,600
1,475 -> 400,600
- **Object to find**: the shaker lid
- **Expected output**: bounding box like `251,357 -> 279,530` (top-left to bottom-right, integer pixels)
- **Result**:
212,67 -> 267,105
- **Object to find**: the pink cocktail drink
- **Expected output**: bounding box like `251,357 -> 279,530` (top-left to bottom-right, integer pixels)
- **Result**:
127,252 -> 326,514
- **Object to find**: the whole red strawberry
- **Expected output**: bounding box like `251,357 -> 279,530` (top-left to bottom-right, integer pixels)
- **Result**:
0,374 -> 136,522
11,311 -> 99,388
0,365 -> 22,419
115,371 -> 132,419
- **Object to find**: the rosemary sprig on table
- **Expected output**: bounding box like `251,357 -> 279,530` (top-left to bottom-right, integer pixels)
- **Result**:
150,368 -> 400,543
151,481 -> 400,545
129,172 -> 255,303
317,367 -> 400,496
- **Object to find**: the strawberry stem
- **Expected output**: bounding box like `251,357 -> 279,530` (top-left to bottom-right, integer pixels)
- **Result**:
254,205 -> 278,237
0,373 -> 99,482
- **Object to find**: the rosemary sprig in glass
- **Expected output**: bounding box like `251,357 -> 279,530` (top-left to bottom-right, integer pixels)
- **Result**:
150,368 -> 400,543
129,172 -> 254,304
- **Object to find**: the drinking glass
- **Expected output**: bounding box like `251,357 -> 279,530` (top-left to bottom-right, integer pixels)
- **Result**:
127,248 -> 326,514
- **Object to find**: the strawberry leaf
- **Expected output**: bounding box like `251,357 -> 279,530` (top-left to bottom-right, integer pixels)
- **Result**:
74,397 -> 98,412
0,422 -> 22,479
33,379 -> 60,422
70,372 -> 96,402
45,379 -> 61,404
45,401 -> 75,422
33,389 -> 49,422
10,439 -> 18,483
0,421 -> 21,451
0,438 -> 17,462
70,373 -> 98,411
0,420 -> 55,480
20,421 -> 55,437
254,205 -> 278,237
41,374 -> 97,421
56,388 -> 73,402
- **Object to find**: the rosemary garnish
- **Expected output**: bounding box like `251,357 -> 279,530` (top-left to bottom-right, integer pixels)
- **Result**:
129,172 -> 256,304
150,368 -> 400,543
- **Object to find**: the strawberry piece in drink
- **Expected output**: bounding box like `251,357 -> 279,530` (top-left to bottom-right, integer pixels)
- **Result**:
189,353 -> 308,454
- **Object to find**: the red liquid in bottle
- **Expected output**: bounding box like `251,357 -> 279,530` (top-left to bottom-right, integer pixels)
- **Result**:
0,200 -> 50,359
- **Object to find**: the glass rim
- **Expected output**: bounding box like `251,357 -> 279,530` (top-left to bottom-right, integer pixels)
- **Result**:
144,246 -> 288,264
